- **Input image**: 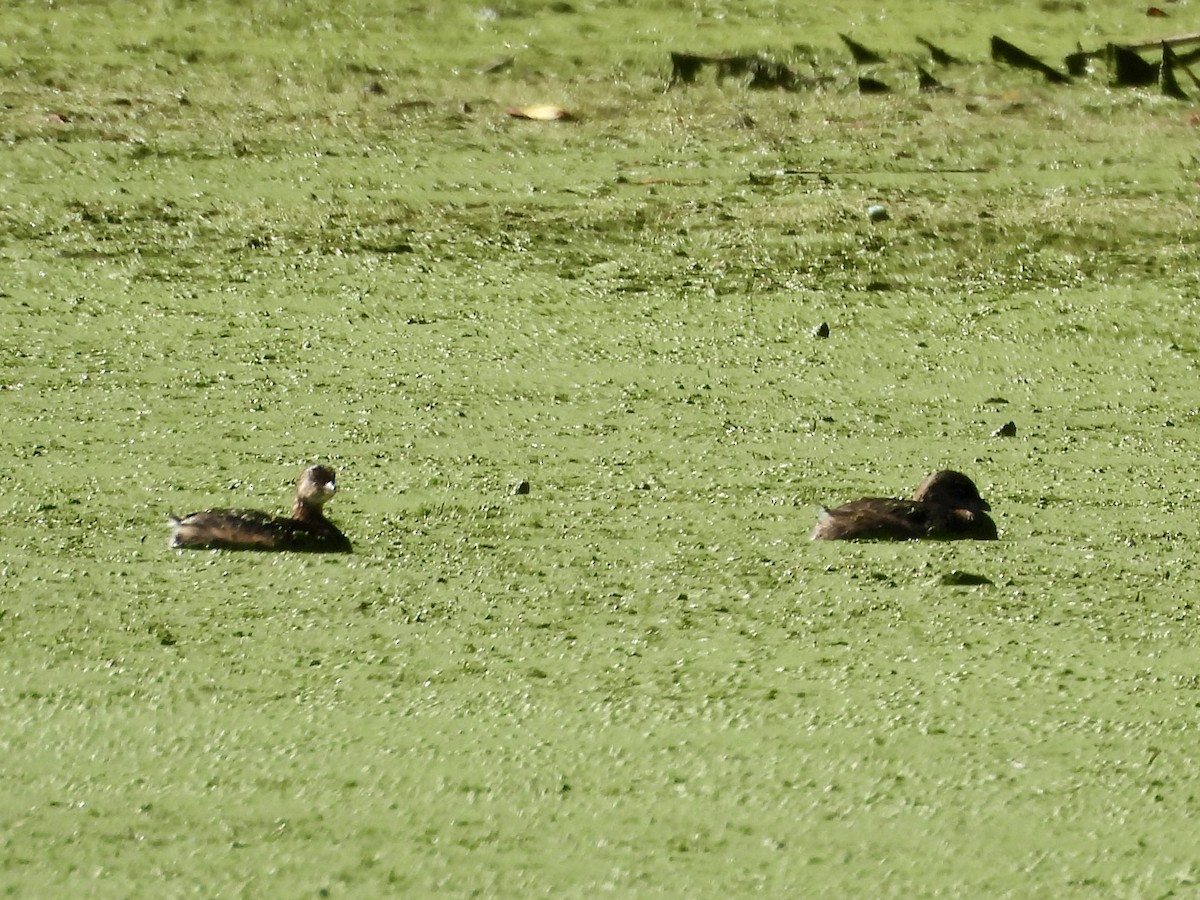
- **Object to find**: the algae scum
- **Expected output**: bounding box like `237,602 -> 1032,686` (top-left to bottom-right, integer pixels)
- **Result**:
6,0 -> 1200,895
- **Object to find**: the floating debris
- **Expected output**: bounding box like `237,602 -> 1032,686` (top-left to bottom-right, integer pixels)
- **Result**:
916,36 -> 962,66
991,35 -> 1071,84
1070,29 -> 1200,84
839,34 -> 884,65
667,51 -> 707,86
1064,44 -> 1097,77
665,29 -> 1200,99
667,51 -> 815,91
744,56 -> 809,90
1177,45 -> 1200,68
1161,43 -> 1188,98
1103,40 -> 1200,95
917,66 -> 953,93
1108,43 -> 1159,87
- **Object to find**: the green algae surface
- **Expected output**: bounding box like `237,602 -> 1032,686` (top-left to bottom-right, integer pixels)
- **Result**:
5,1 -> 1200,895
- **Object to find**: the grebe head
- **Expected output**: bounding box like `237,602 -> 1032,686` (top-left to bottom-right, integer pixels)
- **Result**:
297,465 -> 338,507
913,470 -> 989,512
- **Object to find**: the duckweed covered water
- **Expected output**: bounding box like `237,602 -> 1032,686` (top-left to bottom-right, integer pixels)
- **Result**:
4,1 -> 1200,895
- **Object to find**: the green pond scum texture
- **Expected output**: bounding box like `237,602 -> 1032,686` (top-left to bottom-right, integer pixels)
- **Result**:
5,0 -> 1200,895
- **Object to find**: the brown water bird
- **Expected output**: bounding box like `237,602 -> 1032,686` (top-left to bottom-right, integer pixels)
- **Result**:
812,470 -> 997,541
169,464 -> 352,552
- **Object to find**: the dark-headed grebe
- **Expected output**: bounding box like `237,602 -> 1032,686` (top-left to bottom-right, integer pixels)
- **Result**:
812,469 -> 997,541
169,464 -> 352,552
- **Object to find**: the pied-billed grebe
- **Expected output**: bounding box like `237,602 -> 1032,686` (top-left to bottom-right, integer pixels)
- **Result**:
812,469 -> 998,541
169,464 -> 352,552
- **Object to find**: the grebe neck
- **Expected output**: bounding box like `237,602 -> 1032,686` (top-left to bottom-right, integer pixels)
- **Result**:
292,499 -> 329,524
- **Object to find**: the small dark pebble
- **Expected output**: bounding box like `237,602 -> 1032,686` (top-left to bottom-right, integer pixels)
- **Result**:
814,322 -> 830,339
513,480 -> 531,495
992,421 -> 1017,437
